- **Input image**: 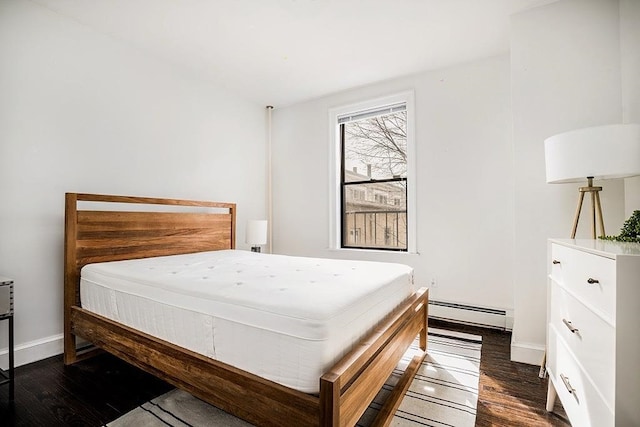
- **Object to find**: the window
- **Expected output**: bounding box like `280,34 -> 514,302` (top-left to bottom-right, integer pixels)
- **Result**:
329,92 -> 415,252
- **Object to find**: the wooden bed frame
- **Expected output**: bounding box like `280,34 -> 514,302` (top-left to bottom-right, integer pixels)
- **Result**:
63,193 -> 428,427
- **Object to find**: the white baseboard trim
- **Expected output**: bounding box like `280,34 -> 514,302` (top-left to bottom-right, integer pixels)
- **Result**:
504,309 -> 514,331
510,340 -> 545,366
429,300 -> 512,330
0,333 -> 63,370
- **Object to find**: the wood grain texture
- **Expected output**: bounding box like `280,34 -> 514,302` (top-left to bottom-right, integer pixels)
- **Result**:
63,193 -> 236,365
324,292 -> 427,387
370,353 -> 425,427
318,290 -> 427,426
71,307 -> 318,427
75,211 -> 233,264
63,193 -> 428,427
63,193 -> 79,365
335,299 -> 427,426
73,192 -> 236,208
69,291 -> 428,427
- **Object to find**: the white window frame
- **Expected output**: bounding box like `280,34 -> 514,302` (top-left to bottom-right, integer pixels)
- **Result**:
328,91 -> 417,253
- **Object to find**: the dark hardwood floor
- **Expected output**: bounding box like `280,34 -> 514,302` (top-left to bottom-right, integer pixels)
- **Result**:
0,320 -> 569,426
429,320 -> 569,427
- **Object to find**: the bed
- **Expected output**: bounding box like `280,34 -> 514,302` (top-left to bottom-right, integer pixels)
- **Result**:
64,193 -> 428,427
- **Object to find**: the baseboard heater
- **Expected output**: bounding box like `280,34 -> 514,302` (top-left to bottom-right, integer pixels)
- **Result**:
428,300 -> 511,330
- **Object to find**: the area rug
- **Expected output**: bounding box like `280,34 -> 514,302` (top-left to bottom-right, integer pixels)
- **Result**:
105,328 -> 481,427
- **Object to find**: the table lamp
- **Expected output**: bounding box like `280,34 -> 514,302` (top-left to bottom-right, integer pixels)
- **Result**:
246,220 -> 268,252
544,123 -> 640,238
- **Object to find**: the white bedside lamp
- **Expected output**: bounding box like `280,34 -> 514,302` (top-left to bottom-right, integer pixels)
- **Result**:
544,123 -> 640,238
246,220 -> 268,252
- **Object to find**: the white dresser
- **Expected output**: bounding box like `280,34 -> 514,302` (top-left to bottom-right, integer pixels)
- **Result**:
545,239 -> 640,426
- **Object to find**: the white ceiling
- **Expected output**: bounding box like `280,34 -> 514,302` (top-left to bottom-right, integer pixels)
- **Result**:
33,0 -> 556,107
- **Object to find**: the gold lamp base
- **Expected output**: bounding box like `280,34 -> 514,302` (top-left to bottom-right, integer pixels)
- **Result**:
571,177 -> 605,239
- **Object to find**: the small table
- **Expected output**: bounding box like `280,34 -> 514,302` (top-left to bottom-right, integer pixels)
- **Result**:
0,276 -> 14,401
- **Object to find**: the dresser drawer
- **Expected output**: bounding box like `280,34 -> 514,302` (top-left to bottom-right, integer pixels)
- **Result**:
547,326 -> 614,427
549,282 -> 615,404
550,243 -> 616,323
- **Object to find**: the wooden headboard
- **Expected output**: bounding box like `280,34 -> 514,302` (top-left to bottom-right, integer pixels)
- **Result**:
63,193 -> 236,361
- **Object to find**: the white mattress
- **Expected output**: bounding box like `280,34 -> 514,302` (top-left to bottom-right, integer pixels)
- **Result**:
80,250 -> 414,393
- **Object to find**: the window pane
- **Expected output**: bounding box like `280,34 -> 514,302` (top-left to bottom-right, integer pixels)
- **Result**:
342,182 -> 407,250
343,110 -> 407,183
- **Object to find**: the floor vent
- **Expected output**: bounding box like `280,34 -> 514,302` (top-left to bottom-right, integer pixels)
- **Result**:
428,300 -> 511,330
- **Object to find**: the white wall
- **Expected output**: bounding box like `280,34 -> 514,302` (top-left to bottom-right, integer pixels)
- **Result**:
274,0 -> 633,366
2,0 -> 632,371
621,0 -> 640,214
510,0 -> 625,363
272,56 -> 514,320
0,0 -> 266,367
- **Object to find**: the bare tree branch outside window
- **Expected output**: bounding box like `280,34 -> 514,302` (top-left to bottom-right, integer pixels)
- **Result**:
344,112 -> 407,180
341,110 -> 408,250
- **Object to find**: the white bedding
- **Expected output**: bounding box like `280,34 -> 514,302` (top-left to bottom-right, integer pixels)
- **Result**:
80,250 -> 414,393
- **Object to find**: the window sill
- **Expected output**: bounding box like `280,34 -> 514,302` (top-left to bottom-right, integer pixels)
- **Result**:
327,247 -> 420,256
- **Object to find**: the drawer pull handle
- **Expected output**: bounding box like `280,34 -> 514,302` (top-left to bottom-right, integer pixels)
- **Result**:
552,260 -> 560,264
562,318 -> 579,333
560,374 -> 576,395
587,278 -> 599,284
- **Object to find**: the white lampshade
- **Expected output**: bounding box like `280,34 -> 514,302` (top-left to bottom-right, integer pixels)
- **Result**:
544,123 -> 640,183
245,220 -> 268,245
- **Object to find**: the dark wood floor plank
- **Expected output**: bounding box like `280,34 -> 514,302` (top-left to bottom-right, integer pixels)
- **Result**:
429,319 -> 569,427
0,320 -> 568,426
0,353 -> 172,426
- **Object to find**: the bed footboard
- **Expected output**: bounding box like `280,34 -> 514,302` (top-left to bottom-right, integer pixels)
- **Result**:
70,306 -> 319,426
320,287 -> 428,427
69,287 -> 427,427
